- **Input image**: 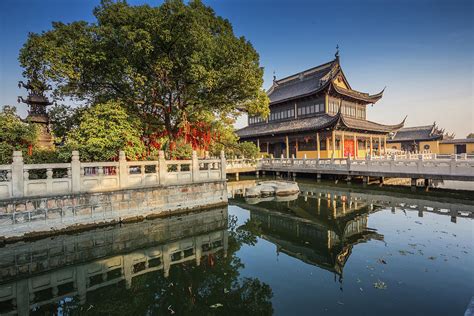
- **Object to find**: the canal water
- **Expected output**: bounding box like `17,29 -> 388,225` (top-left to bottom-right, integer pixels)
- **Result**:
0,180 -> 472,315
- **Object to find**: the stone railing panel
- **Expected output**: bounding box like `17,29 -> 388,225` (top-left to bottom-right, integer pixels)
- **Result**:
23,163 -> 72,196
0,165 -> 12,199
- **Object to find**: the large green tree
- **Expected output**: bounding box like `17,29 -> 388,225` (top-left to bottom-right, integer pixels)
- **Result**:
19,0 -> 269,144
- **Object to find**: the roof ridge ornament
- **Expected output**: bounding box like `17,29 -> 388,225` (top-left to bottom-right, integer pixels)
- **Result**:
335,44 -> 340,60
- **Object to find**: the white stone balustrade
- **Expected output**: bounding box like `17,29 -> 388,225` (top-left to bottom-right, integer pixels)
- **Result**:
226,154 -> 474,181
0,150 -> 227,199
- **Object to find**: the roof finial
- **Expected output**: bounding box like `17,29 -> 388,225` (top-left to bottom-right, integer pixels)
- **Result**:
335,44 -> 340,60
273,70 -> 276,82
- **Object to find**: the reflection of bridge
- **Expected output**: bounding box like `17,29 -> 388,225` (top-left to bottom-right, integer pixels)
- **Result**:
233,198 -> 382,278
0,208 -> 228,316
227,180 -> 474,222
226,155 -> 474,182
297,183 -> 474,222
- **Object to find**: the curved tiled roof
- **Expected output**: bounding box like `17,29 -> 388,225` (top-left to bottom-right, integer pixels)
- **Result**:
267,59 -> 385,105
236,114 -> 338,138
388,124 -> 443,142
268,61 -> 335,104
236,113 -> 405,139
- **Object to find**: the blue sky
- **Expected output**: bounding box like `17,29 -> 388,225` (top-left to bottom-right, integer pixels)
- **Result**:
0,0 -> 472,136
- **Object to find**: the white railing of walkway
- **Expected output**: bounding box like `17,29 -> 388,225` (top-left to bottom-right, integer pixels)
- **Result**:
257,154 -> 474,179
0,150 -> 226,199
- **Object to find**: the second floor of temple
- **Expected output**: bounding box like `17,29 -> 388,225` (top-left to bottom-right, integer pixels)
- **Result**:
236,52 -> 406,159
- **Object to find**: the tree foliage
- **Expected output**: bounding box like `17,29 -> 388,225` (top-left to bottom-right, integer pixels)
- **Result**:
0,106 -> 37,164
19,0 -> 269,147
65,101 -> 146,161
47,103 -> 84,143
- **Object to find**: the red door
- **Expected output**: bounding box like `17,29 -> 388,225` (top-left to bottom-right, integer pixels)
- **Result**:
344,140 -> 355,158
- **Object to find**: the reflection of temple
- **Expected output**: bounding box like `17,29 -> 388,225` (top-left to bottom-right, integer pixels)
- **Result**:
234,194 -> 383,281
0,208 -> 228,315
17,80 -> 54,148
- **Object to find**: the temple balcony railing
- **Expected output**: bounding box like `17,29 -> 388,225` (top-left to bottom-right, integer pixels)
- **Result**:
0,150 -> 227,200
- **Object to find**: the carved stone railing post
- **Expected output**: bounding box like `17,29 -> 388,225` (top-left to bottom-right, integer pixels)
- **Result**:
118,151 -> 128,189
192,151 -> 200,182
158,150 -> 167,185
11,151 -> 24,198
46,168 -> 53,193
71,151 -> 81,193
450,154 -> 457,174
220,150 -> 226,181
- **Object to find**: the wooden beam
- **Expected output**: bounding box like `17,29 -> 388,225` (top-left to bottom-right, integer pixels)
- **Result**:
285,135 -> 289,158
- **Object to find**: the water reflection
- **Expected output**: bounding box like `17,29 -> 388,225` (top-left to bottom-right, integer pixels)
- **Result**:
1,180 -> 472,315
0,207 -> 273,315
232,193 -> 383,284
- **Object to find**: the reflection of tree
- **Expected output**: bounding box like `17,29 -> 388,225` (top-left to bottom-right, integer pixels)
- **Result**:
36,218 -> 273,315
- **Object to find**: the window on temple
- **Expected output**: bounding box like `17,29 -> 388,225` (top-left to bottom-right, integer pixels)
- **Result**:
249,115 -> 266,125
268,107 -> 296,122
298,138 -> 316,151
297,103 -> 324,117
320,139 -> 327,150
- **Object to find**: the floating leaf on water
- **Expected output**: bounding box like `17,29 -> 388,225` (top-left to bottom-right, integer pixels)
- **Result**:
414,221 -> 422,225
377,258 -> 387,264
357,278 -> 362,283
428,256 -> 437,260
210,303 -> 224,309
373,280 -> 387,290
337,301 -> 344,305
359,287 -> 363,292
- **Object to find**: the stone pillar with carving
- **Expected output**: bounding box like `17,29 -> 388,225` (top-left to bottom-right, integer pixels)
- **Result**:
11,151 -> 24,198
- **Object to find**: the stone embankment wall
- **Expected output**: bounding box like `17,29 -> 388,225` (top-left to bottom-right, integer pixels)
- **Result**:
0,181 -> 227,241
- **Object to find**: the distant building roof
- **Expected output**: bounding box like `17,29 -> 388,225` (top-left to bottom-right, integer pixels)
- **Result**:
388,123 -> 444,142
440,138 -> 474,144
237,112 -> 405,139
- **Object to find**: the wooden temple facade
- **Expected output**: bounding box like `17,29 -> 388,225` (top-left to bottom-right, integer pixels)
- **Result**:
236,52 -> 406,159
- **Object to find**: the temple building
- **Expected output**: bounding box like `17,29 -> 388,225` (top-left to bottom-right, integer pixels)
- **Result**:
387,122 -> 446,152
18,80 -> 54,148
236,50 -> 406,158
387,122 -> 473,154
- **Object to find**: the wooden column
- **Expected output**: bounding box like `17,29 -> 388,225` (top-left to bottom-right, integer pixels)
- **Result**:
341,131 -> 345,158
378,136 -> 382,155
353,134 -> 357,158
257,139 -> 260,153
266,142 -> 269,154
326,137 -> 330,158
285,135 -> 289,158
332,130 -> 336,159
316,132 -> 321,159
370,135 -> 373,156
295,139 -> 299,157
384,136 -> 387,154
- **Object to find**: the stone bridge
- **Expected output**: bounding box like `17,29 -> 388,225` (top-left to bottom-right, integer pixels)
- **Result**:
226,154 -> 474,183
